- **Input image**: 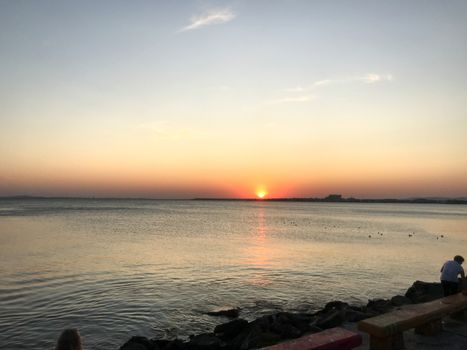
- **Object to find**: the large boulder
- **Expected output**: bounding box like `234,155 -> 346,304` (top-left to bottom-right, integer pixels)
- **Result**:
228,323 -> 282,350
365,299 -> 393,314
224,312 -> 315,350
405,281 -> 443,303
266,314 -> 302,339
390,295 -> 412,307
345,308 -> 371,322
246,312 -> 313,338
119,336 -> 157,350
274,312 -> 315,334
315,309 -> 346,329
322,301 -> 349,311
153,339 -> 186,350
186,333 -> 222,350
214,319 -> 249,340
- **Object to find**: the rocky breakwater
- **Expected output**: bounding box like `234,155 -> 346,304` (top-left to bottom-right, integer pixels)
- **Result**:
119,281 -> 443,350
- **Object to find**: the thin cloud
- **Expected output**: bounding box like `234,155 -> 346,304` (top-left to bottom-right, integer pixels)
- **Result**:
314,74 -> 393,87
283,86 -> 308,93
179,8 -> 236,32
284,73 -> 393,92
359,73 -> 393,83
313,79 -> 334,87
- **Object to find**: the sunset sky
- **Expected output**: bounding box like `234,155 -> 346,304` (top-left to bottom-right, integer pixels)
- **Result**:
1,1 -> 466,198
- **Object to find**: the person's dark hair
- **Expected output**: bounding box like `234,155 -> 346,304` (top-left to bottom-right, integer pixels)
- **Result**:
454,255 -> 464,263
55,328 -> 82,350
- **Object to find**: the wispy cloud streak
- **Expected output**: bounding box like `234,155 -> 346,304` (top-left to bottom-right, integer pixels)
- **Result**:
358,73 -> 393,83
285,73 -> 393,92
179,8 -> 236,32
313,74 -> 393,87
274,73 -> 392,104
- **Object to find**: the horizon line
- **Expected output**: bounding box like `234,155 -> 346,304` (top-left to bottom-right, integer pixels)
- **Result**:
1,194 -> 467,204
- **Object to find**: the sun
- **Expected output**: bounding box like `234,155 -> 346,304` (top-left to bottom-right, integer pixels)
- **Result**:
256,189 -> 268,199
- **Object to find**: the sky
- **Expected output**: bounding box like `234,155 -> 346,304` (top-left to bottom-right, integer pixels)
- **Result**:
1,0 -> 466,199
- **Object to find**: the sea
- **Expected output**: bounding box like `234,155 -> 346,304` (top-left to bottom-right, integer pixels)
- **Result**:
1,198 -> 466,349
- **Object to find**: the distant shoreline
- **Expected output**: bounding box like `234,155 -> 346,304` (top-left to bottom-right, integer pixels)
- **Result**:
193,197 -> 467,205
1,195 -> 467,204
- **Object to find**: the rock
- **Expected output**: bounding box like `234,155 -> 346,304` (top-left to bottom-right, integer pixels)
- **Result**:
344,305 -> 373,322
153,339 -> 185,350
345,309 -> 370,322
390,295 -> 412,307
365,299 -> 393,314
315,309 -> 346,329
323,301 -> 349,311
186,333 -> 222,350
275,324 -> 302,339
249,314 -> 274,330
206,308 -> 240,318
348,305 -> 365,313
312,301 -> 349,317
405,281 -> 443,303
214,319 -> 249,340
246,330 -> 282,349
246,312 -> 311,338
229,324 -> 281,350
314,301 -> 366,325
121,344 -> 149,350
119,336 -> 156,350
276,312 -> 315,333
264,314 -> 299,338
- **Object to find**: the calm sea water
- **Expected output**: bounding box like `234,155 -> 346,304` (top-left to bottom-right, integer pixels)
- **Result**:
1,199 -> 466,349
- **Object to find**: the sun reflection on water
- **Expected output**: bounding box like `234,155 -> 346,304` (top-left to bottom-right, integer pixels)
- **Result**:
244,205 -> 274,286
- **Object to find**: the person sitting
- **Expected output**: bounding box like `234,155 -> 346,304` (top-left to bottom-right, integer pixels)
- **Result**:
440,255 -> 465,296
55,328 -> 83,350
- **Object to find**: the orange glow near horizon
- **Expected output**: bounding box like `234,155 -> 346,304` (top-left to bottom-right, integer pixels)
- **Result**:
2,151 -> 467,199
2,165 -> 467,198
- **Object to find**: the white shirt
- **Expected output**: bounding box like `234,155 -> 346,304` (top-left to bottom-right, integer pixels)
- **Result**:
440,260 -> 464,283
